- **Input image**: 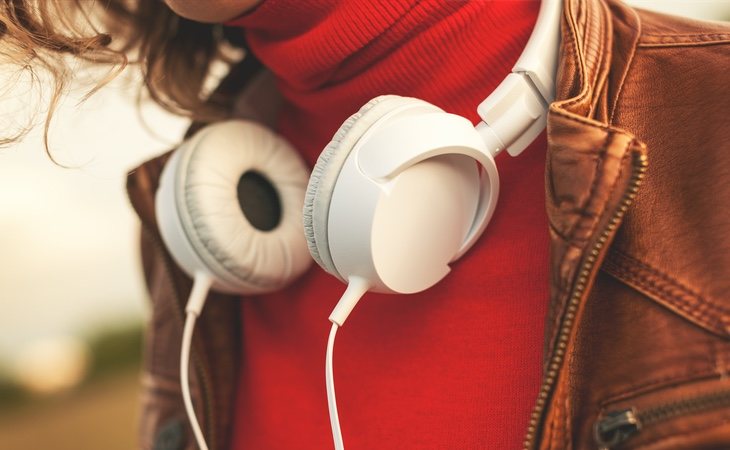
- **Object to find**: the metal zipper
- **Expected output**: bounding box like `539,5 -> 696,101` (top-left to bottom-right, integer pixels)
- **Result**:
522,150 -> 648,450
146,226 -> 218,449
594,389 -> 730,449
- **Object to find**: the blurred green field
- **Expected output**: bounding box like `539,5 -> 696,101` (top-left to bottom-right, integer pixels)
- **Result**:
0,325 -> 143,450
0,370 -> 139,450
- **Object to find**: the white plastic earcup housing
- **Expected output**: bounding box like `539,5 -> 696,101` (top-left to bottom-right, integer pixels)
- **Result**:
367,154 -> 480,293
305,96 -> 499,294
156,120 -> 313,294
303,95 -> 432,277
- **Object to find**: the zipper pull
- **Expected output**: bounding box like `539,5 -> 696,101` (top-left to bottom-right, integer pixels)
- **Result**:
594,408 -> 642,449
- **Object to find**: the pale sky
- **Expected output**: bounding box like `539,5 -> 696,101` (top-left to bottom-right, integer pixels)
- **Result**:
0,70 -> 189,363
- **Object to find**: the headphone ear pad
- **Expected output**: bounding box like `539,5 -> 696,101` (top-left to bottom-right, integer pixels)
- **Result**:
303,95 -> 435,277
156,120 -> 312,294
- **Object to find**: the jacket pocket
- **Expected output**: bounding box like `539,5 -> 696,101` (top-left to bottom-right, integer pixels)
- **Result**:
594,377 -> 730,449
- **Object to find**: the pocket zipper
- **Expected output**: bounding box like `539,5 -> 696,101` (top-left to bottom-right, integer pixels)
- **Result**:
594,389 -> 730,449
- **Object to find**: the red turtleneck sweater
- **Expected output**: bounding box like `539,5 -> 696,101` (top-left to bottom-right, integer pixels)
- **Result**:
228,1 -> 547,448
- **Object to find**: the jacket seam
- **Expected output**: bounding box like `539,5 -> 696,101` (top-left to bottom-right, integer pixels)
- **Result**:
606,264 -> 727,334
608,250 -> 730,316
641,32 -> 730,38
605,261 -> 727,319
574,133 -> 624,245
558,0 -> 590,111
549,106 -> 620,132
587,0 -> 610,119
559,0 -> 609,118
603,254 -> 729,335
638,39 -> 730,48
598,372 -> 720,407
606,265 -> 728,333
609,5 -> 641,125
563,394 -> 572,450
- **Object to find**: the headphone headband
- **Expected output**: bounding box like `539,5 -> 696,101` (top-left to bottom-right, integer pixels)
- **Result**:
476,0 -> 562,157
513,0 -> 562,102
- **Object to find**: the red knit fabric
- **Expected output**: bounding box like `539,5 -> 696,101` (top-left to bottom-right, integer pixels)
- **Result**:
228,1 -> 547,448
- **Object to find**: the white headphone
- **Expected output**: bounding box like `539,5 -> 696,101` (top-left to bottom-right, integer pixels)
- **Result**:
155,1 -> 561,449
156,120 -> 313,295
156,0 -> 560,300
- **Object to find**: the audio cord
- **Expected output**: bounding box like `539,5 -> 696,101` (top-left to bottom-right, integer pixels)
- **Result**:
326,322 -> 343,450
325,277 -> 370,450
179,274 -> 369,450
180,274 -> 213,450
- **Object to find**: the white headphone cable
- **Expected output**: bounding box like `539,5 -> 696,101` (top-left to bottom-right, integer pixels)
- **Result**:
325,277 -> 370,450
180,273 -> 213,450
326,322 -> 344,450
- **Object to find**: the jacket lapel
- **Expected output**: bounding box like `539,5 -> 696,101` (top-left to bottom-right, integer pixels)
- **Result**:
527,1 -> 647,449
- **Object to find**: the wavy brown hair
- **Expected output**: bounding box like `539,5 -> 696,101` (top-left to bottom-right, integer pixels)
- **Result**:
0,0 -> 246,155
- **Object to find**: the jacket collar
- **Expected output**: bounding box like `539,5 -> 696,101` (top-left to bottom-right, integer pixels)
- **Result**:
543,0 -> 645,357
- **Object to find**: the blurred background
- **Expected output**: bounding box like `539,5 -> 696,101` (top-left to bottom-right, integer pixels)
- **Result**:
0,2 -> 728,450
0,59 -> 189,447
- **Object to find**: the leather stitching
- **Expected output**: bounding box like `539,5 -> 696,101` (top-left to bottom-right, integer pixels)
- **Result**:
559,0 -> 609,118
560,0 -> 590,110
603,253 -> 729,335
643,32 -> 730,38
549,106 -> 619,131
550,385 -> 562,450
580,0 -> 592,88
598,372 -> 719,407
639,32 -> 730,47
639,39 -> 730,49
609,6 -> 642,125
611,251 -> 706,302
574,134 -> 627,245
607,251 -> 730,317
580,0 -> 599,112
587,0 -> 610,119
641,33 -> 730,39
606,262 -> 728,326
545,406 -> 556,450
590,0 -> 607,113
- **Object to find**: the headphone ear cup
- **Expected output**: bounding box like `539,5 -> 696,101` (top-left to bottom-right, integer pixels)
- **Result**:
303,95 -> 436,277
156,120 -> 313,294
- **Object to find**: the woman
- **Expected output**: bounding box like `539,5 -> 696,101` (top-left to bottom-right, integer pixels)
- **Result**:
6,1 -> 729,449
2,1 -> 548,448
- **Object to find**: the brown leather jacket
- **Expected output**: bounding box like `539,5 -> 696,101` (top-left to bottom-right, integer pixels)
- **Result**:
126,1 -> 730,448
